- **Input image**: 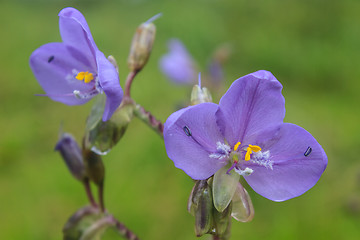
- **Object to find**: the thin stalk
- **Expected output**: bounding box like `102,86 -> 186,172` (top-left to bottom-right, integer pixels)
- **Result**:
124,70 -> 139,98
98,180 -> 105,212
83,178 -> 98,208
133,103 -> 164,137
111,215 -> 141,240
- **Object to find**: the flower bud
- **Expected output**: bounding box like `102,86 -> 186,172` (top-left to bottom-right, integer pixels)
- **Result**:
213,202 -> 232,236
191,73 -> 212,105
188,180 -> 214,237
85,95 -> 134,155
127,14 -> 161,71
83,148 -> 105,186
63,205 -> 101,240
55,133 -> 86,181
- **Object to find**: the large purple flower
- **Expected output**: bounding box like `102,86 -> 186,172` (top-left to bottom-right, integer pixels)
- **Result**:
164,70 -> 327,201
159,39 -> 197,84
30,7 -> 123,121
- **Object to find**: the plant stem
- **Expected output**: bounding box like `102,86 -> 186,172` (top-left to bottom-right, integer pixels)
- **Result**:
110,215 -> 141,240
98,180 -> 105,212
133,103 -> 164,137
124,70 -> 139,98
83,178 -> 98,208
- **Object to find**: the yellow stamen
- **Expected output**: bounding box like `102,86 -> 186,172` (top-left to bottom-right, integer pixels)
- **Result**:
76,71 -> 94,83
245,148 -> 252,161
244,144 -> 261,161
75,72 -> 85,80
248,144 -> 261,152
234,141 -> 241,151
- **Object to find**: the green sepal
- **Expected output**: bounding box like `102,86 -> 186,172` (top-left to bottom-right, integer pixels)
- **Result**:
85,96 -> 134,155
231,182 -> 254,222
63,206 -> 103,240
212,165 -> 240,212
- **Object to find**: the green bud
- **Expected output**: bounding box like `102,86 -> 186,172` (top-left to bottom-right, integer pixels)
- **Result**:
85,94 -> 134,155
79,216 -> 115,240
189,180 -> 214,237
231,182 -> 254,222
127,14 -> 161,71
83,149 -> 105,187
213,202 -> 232,236
63,206 -> 102,240
212,165 -> 240,212
190,74 -> 213,105
55,133 -> 86,181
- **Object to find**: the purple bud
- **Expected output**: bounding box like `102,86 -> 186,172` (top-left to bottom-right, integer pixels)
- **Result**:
55,133 -> 86,181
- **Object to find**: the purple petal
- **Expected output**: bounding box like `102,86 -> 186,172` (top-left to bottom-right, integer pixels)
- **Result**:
29,42 -> 95,105
95,50 -> 123,121
58,7 -> 97,70
216,70 -> 285,147
164,103 -> 226,179
159,39 -> 196,84
244,123 -> 327,201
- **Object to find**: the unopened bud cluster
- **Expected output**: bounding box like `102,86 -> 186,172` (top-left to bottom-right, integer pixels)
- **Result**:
188,176 -> 254,239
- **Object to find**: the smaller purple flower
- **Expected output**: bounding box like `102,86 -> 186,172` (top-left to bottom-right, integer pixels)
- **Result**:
30,7 -> 123,121
159,39 -> 197,84
164,70 -> 327,201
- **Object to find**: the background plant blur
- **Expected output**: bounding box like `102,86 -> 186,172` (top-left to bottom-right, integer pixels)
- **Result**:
1,0 -> 359,239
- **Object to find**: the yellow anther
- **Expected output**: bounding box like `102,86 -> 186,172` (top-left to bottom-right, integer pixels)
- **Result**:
75,72 -> 85,80
249,144 -> 261,152
76,71 -> 94,83
234,142 -> 241,151
245,148 -> 252,161
244,145 -> 261,161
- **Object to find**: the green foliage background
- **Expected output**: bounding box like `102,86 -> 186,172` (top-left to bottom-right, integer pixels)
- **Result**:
1,0 -> 359,239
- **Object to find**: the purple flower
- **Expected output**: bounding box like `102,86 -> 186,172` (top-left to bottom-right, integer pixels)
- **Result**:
159,39 -> 197,84
29,7 -> 123,121
164,70 -> 327,201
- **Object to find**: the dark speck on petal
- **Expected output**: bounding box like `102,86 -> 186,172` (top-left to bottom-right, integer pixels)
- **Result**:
183,126 -> 192,136
48,55 -> 55,63
304,146 -> 312,157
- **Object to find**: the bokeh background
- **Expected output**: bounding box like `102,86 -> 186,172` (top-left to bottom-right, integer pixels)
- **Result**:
1,0 -> 360,239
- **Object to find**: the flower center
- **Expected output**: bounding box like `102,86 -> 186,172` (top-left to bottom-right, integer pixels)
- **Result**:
76,71 -> 94,83
232,142 -> 262,162
209,141 -> 272,176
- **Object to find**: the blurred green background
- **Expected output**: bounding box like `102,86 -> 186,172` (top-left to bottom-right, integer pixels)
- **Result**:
1,0 -> 360,239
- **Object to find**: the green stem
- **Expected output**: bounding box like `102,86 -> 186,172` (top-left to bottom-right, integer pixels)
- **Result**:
98,180 -> 105,212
